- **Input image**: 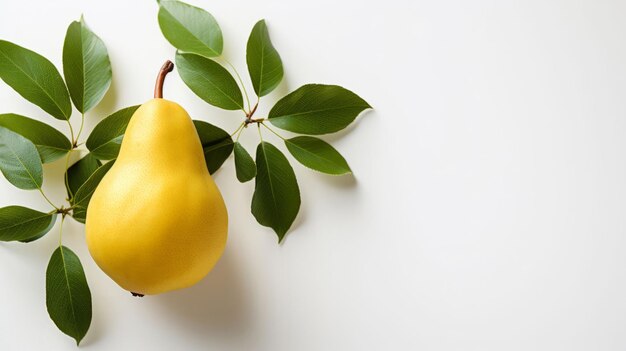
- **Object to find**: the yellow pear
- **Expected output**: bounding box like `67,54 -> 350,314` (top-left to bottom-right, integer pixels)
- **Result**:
86,61 -> 228,296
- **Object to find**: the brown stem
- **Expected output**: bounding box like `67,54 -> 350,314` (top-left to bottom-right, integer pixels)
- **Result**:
247,102 -> 259,118
154,60 -> 174,98
244,102 -> 261,126
244,117 -> 265,126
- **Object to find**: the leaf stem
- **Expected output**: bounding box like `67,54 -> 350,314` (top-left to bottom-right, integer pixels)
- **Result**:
261,122 -> 286,140
58,214 -> 65,247
257,123 -> 263,141
75,113 -> 85,146
67,121 -> 75,146
222,58 -> 251,113
230,122 -> 245,138
64,150 -> 74,200
236,124 -> 245,142
38,188 -> 59,211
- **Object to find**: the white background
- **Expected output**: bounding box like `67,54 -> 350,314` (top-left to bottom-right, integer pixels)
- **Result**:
1,0 -> 626,350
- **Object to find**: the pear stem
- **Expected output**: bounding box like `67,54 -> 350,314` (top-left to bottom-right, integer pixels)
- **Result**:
154,60 -> 174,99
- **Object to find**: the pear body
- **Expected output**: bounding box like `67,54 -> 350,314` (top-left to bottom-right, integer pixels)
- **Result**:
86,99 -> 228,295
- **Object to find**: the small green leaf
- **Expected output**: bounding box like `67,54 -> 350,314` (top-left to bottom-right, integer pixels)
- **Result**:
86,105 -> 140,160
203,140 -> 234,173
0,206 -> 56,242
285,136 -> 351,175
269,84 -> 371,135
0,127 -> 43,190
246,19 -> 283,97
158,0 -> 223,57
46,245 -> 92,345
176,52 -> 243,110
252,141 -> 300,241
0,114 -> 71,163
71,161 -> 114,223
233,142 -> 255,182
63,16 -> 113,113
66,153 -> 101,199
193,120 -> 233,173
19,212 -> 57,243
0,40 -> 71,120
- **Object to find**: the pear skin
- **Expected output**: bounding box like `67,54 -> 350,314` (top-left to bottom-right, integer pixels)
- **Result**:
86,62 -> 227,295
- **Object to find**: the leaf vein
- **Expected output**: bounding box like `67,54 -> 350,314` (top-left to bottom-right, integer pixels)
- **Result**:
0,49 -> 66,118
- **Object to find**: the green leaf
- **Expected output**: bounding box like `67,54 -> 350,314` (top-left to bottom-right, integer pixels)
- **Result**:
86,105 -> 140,160
233,142 -> 255,182
193,120 -> 233,174
285,136 -> 351,175
0,40 -> 71,120
252,141 -> 300,241
66,153 -> 101,199
71,160 -> 114,223
246,19 -> 283,97
0,127 -> 43,190
0,114 -> 71,163
158,0 -> 223,57
176,52 -> 243,110
203,140 -> 234,174
63,16 -> 113,113
46,245 -> 92,345
19,212 -> 57,243
269,84 -> 371,135
0,206 -> 56,242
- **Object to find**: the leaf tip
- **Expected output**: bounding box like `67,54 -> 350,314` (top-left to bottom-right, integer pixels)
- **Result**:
270,224 -> 288,243
277,232 -> 286,243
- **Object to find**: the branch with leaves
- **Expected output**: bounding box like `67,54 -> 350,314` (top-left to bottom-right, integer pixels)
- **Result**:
0,16 -> 113,345
0,0 -> 370,345
158,0 -> 371,241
